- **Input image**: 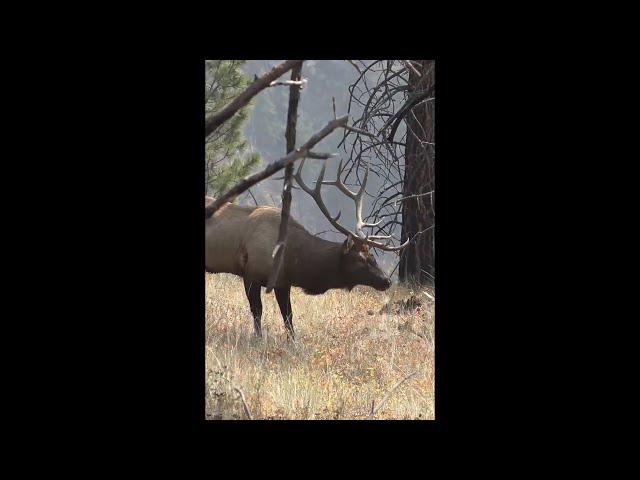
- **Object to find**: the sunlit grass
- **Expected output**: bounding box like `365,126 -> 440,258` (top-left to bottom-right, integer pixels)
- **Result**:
205,273 -> 434,420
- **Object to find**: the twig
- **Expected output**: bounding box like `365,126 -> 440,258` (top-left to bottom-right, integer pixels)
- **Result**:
313,229 -> 340,237
273,153 -> 336,179
270,78 -> 308,89
369,368 -> 421,418
246,188 -> 259,206
205,60 -> 303,138
345,59 -> 363,75
205,115 -> 348,218
392,191 -> 434,207
343,124 -> 379,139
233,387 -> 253,420
382,84 -> 435,142
403,60 -> 422,77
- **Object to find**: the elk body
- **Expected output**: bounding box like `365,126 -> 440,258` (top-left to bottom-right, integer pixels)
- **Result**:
205,200 -> 390,339
205,158 -> 408,340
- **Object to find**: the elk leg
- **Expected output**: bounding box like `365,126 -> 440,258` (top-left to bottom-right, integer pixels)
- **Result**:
275,286 -> 294,340
243,278 -> 263,337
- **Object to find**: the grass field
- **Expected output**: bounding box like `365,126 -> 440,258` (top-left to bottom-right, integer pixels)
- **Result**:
205,273 -> 434,420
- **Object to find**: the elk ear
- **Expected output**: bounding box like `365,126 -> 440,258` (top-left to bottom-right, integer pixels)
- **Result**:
342,235 -> 355,254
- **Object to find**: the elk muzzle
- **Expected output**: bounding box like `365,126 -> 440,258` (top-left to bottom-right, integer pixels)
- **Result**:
374,277 -> 392,291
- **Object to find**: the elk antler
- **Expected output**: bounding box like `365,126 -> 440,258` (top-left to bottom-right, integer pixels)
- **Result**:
294,158 -> 409,252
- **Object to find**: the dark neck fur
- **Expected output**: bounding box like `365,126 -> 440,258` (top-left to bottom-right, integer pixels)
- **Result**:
286,231 -> 347,295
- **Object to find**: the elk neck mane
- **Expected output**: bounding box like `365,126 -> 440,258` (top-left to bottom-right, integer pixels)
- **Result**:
285,226 -> 347,295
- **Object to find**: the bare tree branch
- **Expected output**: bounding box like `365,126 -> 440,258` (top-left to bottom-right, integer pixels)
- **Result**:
403,60 -> 422,77
345,59 -> 363,75
233,387 -> 253,420
272,152 -> 336,175
205,115 -> 348,218
269,78 -> 308,89
313,229 -> 341,237
205,60 -> 303,138
392,191 -> 434,207
343,124 -> 379,139
369,368 -> 421,419
306,151 -> 338,160
245,188 -> 259,206
221,373 -> 253,420
381,86 -> 435,142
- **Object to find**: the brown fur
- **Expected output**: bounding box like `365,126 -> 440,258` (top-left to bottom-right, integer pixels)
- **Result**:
205,198 -> 391,337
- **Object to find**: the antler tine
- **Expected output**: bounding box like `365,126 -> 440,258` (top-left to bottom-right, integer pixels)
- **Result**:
357,160 -> 370,200
322,158 -> 359,200
363,219 -> 383,228
314,162 -> 327,193
370,237 -> 410,251
367,234 -> 392,240
320,158 -> 342,185
354,161 -> 370,237
312,163 -> 342,223
355,161 -> 411,251
295,157 -> 322,198
294,157 -> 308,190
293,158 -> 355,238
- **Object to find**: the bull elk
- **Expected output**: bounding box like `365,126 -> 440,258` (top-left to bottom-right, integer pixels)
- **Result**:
205,158 -> 408,340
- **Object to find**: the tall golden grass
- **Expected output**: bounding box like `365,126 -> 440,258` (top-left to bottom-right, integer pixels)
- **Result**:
205,273 -> 434,420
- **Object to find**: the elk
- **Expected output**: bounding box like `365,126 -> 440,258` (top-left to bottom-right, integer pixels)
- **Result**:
205,158 -> 408,340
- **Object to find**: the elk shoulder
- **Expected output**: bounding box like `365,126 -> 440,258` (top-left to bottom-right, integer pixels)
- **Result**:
205,203 -> 308,285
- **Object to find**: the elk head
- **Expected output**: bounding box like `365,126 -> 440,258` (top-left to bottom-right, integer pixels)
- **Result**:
340,234 -> 392,291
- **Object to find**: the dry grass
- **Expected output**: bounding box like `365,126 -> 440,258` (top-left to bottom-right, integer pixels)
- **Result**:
205,273 -> 434,420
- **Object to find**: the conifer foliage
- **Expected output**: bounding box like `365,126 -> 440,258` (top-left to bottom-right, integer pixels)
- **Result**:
205,60 -> 260,197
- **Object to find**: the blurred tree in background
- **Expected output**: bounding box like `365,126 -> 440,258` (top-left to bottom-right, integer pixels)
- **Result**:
205,60 -> 260,197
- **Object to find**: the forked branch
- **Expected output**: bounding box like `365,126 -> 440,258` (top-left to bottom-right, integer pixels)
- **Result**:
205,115 -> 348,218
205,60 -> 303,138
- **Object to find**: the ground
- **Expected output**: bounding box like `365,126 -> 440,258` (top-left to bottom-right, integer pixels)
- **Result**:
205,273 -> 435,420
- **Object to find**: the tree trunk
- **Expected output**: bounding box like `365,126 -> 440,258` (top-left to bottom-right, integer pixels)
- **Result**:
399,60 -> 435,285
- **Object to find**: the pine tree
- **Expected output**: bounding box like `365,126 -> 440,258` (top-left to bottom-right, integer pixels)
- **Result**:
205,60 -> 260,197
